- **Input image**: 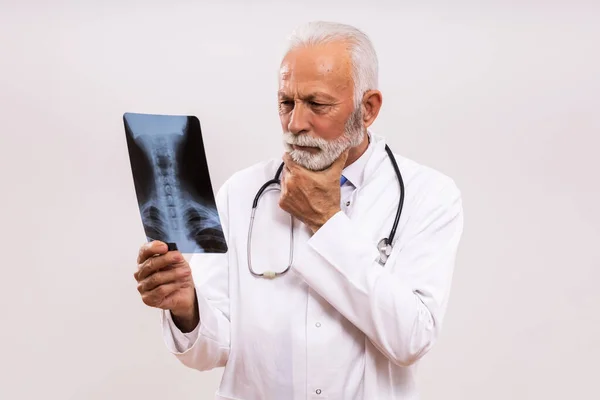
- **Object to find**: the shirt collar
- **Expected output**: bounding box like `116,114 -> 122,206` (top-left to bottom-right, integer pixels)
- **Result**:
341,131 -> 374,188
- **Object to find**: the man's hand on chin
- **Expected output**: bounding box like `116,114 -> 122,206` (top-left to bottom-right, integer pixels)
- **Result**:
279,149 -> 349,233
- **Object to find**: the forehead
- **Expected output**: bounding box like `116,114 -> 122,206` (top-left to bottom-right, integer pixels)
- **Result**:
279,42 -> 353,96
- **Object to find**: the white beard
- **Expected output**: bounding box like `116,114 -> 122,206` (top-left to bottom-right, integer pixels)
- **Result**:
282,107 -> 365,171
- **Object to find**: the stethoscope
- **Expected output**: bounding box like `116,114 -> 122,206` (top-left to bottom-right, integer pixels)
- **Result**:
247,144 -> 405,279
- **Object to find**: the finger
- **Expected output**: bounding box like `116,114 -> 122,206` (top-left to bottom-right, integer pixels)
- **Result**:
281,166 -> 295,197
283,152 -> 301,172
283,163 -> 292,178
136,251 -> 184,282
137,240 -> 168,264
159,283 -> 195,310
138,266 -> 191,293
281,160 -> 293,188
137,251 -> 183,281
282,151 -> 293,165
141,282 -> 182,309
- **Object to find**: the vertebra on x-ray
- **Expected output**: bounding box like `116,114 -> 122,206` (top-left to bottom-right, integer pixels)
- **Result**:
123,112 -> 227,254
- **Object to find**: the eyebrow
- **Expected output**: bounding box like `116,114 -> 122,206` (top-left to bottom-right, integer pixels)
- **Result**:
278,91 -> 337,102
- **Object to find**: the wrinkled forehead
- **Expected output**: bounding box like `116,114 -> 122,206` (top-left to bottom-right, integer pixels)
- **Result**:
279,42 -> 354,94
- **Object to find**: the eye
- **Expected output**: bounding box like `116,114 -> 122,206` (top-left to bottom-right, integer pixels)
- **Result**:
309,101 -> 330,112
279,100 -> 294,110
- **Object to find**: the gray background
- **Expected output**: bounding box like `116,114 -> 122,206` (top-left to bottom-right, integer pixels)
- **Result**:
1,0 -> 598,399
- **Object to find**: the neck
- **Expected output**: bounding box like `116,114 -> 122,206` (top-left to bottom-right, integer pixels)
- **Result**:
345,131 -> 369,168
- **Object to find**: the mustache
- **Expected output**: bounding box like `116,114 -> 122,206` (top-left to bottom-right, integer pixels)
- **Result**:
282,132 -> 329,149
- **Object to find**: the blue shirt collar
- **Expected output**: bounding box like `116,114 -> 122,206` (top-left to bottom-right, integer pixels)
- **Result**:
340,130 -> 374,188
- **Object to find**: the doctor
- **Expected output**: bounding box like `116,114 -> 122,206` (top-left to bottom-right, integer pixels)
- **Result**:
134,21 -> 463,400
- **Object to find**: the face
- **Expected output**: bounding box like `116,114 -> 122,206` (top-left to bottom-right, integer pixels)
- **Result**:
278,41 -> 365,171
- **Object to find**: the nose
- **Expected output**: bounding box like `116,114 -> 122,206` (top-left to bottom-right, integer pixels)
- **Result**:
287,102 -> 311,135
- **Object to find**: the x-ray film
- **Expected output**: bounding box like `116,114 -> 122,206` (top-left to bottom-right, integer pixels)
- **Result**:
123,112 -> 227,254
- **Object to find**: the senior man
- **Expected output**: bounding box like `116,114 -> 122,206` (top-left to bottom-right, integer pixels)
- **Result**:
134,21 -> 464,400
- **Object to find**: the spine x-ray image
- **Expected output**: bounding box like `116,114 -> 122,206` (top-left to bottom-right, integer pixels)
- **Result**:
123,112 -> 227,254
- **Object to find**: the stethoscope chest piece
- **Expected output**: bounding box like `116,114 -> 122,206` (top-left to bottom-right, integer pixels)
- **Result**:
377,238 -> 393,265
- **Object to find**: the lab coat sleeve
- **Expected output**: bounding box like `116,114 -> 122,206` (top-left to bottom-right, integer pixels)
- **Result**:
294,180 -> 463,367
162,309 -> 200,353
159,180 -> 232,371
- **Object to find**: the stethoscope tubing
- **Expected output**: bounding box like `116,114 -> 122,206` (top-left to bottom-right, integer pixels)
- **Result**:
248,144 -> 403,277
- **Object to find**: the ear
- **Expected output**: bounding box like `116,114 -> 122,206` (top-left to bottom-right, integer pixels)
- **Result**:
361,90 -> 383,128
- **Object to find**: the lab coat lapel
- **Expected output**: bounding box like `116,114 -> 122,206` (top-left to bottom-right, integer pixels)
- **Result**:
342,135 -> 402,249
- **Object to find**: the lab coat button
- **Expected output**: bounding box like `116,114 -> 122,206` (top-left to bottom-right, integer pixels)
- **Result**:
345,201 -> 351,206
315,322 -> 321,328
316,389 -> 322,395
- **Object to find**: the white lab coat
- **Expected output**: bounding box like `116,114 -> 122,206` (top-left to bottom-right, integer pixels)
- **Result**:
160,132 -> 464,400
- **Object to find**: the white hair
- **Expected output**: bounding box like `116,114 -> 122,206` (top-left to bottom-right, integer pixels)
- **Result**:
285,21 -> 379,109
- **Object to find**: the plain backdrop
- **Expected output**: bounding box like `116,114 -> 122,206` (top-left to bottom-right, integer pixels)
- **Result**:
1,1 -> 598,399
